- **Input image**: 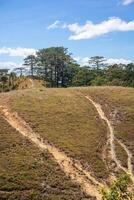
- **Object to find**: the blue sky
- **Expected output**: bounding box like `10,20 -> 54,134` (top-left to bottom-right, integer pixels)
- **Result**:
0,0 -> 134,68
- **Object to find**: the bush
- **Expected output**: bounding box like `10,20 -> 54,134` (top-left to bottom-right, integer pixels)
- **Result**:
107,79 -> 124,86
91,76 -> 108,86
102,174 -> 133,200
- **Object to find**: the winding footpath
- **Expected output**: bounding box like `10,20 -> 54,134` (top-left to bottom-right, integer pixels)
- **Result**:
0,105 -> 103,200
85,96 -> 134,184
116,138 -> 133,179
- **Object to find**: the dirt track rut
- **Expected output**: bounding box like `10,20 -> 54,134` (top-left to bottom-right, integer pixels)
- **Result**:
85,96 -> 134,184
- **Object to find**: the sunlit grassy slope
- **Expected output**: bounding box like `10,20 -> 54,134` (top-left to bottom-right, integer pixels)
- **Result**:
9,88 -> 108,180
0,116 -> 87,200
79,86 -> 134,171
0,86 -> 133,192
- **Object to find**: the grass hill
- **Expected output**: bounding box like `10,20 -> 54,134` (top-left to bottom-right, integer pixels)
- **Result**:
0,84 -> 134,199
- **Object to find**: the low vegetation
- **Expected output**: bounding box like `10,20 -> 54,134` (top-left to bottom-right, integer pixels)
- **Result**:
115,141 -> 128,169
0,82 -> 134,199
80,86 -> 134,172
0,116 -> 88,200
9,88 -> 108,181
102,174 -> 133,200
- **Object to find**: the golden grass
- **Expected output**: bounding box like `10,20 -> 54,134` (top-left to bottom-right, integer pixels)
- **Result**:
9,88 -> 108,180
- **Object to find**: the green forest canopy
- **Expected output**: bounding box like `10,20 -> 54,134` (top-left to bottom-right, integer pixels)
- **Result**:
0,47 -> 134,91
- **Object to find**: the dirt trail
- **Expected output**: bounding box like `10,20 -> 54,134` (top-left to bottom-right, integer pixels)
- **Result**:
85,96 -> 134,184
29,79 -> 34,88
0,105 -> 103,200
116,139 -> 134,180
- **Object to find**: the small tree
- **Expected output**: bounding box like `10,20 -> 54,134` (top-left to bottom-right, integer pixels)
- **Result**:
89,56 -> 106,70
9,72 -> 17,89
102,174 -> 133,200
0,76 -> 8,92
24,55 -> 37,77
0,69 -> 9,92
72,66 -> 91,86
13,66 -> 26,77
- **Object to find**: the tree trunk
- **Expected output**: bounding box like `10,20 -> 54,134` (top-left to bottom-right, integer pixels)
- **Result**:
31,63 -> 34,77
56,66 -> 59,88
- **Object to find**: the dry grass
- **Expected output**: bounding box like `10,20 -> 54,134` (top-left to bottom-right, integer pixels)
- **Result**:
0,115 -> 88,200
1,85 -> 133,191
115,141 -> 128,168
79,86 -> 134,172
8,88 -> 108,180
17,77 -> 44,90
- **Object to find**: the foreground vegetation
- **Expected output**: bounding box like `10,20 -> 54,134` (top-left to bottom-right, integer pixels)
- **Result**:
102,174 -> 133,200
0,116 -> 88,200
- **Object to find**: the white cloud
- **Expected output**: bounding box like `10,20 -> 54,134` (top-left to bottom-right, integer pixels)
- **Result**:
0,62 -> 22,70
47,20 -> 61,30
48,17 -> 134,40
73,57 -> 89,66
47,20 -> 67,30
0,47 -> 36,57
122,0 -> 134,5
74,57 -> 133,66
106,58 -> 132,65
68,17 -> 134,40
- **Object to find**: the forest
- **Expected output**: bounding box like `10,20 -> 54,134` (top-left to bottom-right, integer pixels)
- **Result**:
0,47 -> 134,92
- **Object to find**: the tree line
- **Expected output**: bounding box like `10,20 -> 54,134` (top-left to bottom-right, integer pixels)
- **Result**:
0,46 -> 134,92
0,69 -> 18,92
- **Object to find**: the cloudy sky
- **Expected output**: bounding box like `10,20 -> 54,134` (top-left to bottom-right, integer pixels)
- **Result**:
0,0 -> 134,68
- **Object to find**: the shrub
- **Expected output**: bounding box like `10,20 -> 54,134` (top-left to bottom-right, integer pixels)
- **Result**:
101,174 -> 133,200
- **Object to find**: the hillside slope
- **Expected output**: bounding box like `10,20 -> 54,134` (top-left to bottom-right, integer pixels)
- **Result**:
0,115 -> 88,200
79,86 -> 134,174
0,86 -> 134,199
